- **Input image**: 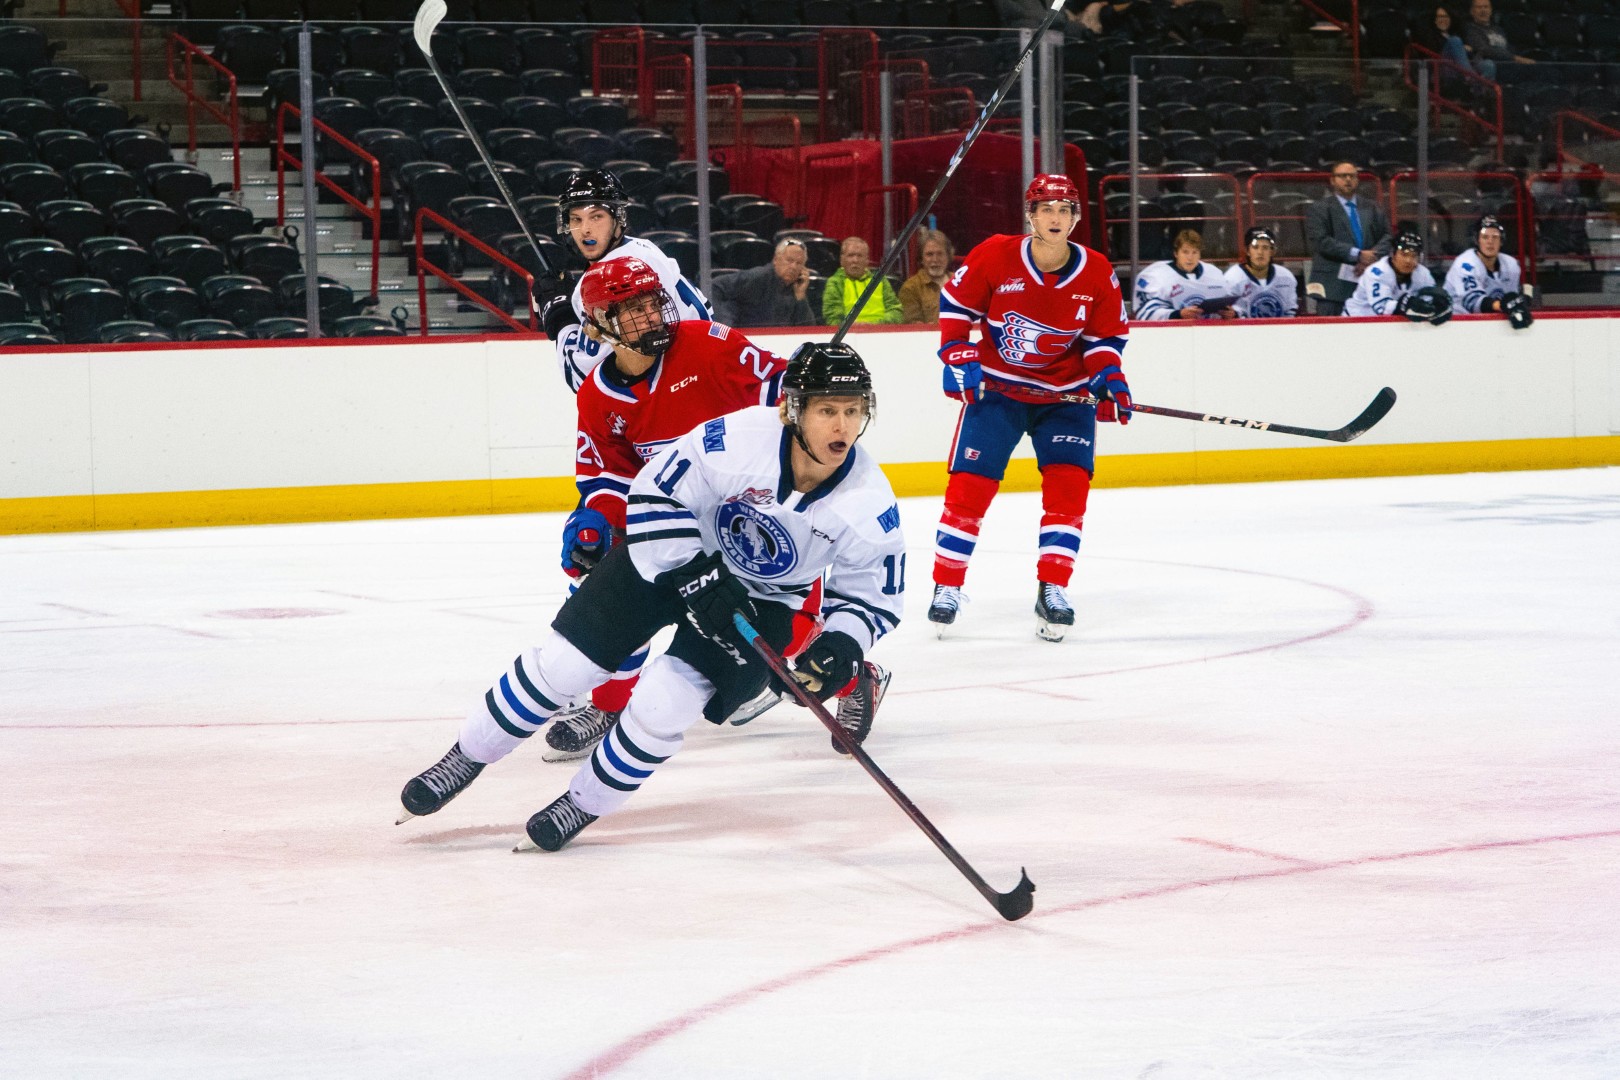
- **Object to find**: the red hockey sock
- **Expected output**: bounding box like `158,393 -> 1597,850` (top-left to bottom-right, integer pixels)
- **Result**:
591,675 -> 635,714
1036,464 -> 1091,587
933,471 -> 1000,588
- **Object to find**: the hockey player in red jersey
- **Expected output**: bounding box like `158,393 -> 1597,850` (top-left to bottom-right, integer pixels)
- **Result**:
929,174 -> 1132,642
537,256 -> 887,763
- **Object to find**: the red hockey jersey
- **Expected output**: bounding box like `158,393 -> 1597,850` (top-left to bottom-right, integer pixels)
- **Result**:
575,320 -> 786,530
939,234 -> 1129,403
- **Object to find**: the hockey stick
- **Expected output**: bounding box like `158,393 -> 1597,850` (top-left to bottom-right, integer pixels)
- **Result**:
732,613 -> 1036,922
412,0 -> 557,287
982,377 -> 1398,444
831,0 -> 1068,345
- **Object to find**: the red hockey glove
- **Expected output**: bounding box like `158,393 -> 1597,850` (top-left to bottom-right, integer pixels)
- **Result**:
1089,364 -> 1133,424
939,341 -> 983,404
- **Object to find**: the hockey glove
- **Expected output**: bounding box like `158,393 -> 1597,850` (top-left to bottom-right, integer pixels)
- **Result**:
1502,291 -> 1534,330
788,630 -> 862,703
539,291 -> 577,342
560,506 -> 614,578
1089,364 -> 1132,424
939,341 -> 983,404
666,550 -> 757,666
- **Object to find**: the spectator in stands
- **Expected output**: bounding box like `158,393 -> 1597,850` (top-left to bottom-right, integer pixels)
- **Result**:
1413,6 -> 1472,71
1305,161 -> 1392,316
998,0 -> 1091,39
1224,226 -> 1299,318
1133,229 -> 1232,320
823,236 -> 902,326
1461,0 -> 1534,79
708,238 -> 818,329
899,229 -> 954,324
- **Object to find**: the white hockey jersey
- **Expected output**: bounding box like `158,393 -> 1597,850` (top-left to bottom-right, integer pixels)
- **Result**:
1343,257 -> 1436,317
1443,248 -> 1522,313
1132,259 -> 1229,320
554,236 -> 712,391
624,406 -> 905,654
1223,262 -> 1299,318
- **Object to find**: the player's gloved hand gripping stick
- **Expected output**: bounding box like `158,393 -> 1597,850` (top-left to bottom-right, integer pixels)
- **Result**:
732,611 -> 1037,922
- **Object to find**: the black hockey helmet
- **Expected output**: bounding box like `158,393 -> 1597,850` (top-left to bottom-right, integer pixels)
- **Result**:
1399,284 -> 1452,325
782,341 -> 877,445
1393,228 -> 1424,253
1244,225 -> 1277,247
556,169 -> 630,237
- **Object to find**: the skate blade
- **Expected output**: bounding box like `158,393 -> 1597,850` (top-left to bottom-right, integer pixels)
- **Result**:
513,833 -> 540,853
395,808 -> 419,825
1036,620 -> 1068,643
540,745 -> 594,763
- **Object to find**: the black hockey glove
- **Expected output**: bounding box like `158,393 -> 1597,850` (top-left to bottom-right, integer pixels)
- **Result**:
666,551 -> 756,666
1502,291 -> 1533,330
788,631 -> 862,702
537,288 -> 576,342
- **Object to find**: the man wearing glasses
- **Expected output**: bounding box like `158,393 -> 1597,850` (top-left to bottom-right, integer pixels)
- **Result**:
1304,161 -> 1392,316
709,238 -> 820,329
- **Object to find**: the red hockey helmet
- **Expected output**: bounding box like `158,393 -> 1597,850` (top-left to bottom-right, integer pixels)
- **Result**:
1025,173 -> 1082,215
578,256 -> 678,356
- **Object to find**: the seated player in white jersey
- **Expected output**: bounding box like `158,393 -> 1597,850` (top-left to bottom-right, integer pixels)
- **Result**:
1343,229 -> 1440,317
1132,229 -> 1233,320
1223,226 -> 1299,318
543,255 -> 889,763
1443,215 -> 1532,329
398,344 -> 906,853
537,169 -> 713,391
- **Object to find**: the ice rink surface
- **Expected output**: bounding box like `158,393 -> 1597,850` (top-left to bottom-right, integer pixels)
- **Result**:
4,466 -> 1619,1079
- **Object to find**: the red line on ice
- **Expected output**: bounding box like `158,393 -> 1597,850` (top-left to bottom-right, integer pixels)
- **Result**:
561,828 -> 1620,1079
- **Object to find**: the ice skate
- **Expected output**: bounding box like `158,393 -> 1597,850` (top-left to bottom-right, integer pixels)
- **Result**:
832,661 -> 890,754
541,703 -> 618,762
927,584 -> 964,637
514,792 -> 599,852
397,742 -> 485,823
1035,583 -> 1075,642
726,681 -> 783,726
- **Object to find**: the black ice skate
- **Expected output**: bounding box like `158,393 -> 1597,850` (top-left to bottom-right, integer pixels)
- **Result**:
515,792 -> 599,852
927,584 -> 964,636
832,661 -> 890,754
397,742 -> 485,823
541,703 -> 619,762
1035,583 -> 1075,643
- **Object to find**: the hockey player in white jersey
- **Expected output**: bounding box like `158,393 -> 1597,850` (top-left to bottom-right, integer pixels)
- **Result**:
399,343 -> 906,853
1223,226 -> 1298,318
537,169 -> 712,391
1133,229 -> 1233,320
1443,215 -> 1532,328
1343,229 -> 1436,317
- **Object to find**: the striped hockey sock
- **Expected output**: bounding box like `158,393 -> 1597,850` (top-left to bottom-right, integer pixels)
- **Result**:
933,471 -> 999,588
457,631 -> 611,764
1036,463 -> 1091,587
571,711 -> 682,817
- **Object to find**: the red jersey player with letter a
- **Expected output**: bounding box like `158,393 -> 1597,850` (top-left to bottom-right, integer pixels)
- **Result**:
929,174 -> 1133,642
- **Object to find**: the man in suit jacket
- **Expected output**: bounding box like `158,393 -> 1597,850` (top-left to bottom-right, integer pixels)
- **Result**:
1305,161 -> 1392,315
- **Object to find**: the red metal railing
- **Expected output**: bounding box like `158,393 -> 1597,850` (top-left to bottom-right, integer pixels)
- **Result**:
114,0 -> 143,101
166,33 -> 240,190
1403,43 -> 1504,161
1296,0 -> 1361,93
818,28 -> 880,142
414,208 -> 538,337
1100,171 -> 1247,262
735,115 -> 802,219
1388,169 -> 1534,281
860,59 -> 929,137
858,182 -> 919,273
1241,171 -> 1385,262
1554,110 -> 1620,168
274,103 -> 381,297
901,87 -> 976,139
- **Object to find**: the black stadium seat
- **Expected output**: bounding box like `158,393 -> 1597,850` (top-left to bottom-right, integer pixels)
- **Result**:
0,131 -> 30,165
69,163 -> 141,211
97,319 -> 174,343
110,198 -> 185,247
202,274 -> 279,327
0,97 -> 61,139
128,276 -> 205,328
0,25 -> 60,75
80,235 -> 154,287
0,282 -> 26,323
144,162 -> 216,211
176,318 -> 251,341
36,199 -> 109,247
504,96 -> 567,138
0,201 -> 35,248
251,316 -> 309,339
153,235 -> 230,289
103,129 -> 173,174
50,277 -> 127,343
1,162 -> 69,210
228,234 -> 302,281
331,313 -> 405,337
422,127 -> 480,170
0,322 -> 60,344
35,129 -> 103,171
458,28 -> 522,73
186,198 -> 257,245
342,27 -> 405,75
332,69 -> 395,108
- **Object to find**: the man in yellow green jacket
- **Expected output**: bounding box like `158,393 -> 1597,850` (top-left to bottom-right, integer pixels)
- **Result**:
822,236 -> 903,325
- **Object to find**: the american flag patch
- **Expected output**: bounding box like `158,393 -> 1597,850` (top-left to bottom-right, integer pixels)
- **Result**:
708,322 -> 730,338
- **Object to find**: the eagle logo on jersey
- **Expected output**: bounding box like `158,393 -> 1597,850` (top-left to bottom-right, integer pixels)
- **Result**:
716,499 -> 797,579
990,311 -> 1074,368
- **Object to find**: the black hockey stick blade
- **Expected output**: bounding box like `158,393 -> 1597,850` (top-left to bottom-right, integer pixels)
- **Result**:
981,378 -> 1398,444
732,613 -> 1036,922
